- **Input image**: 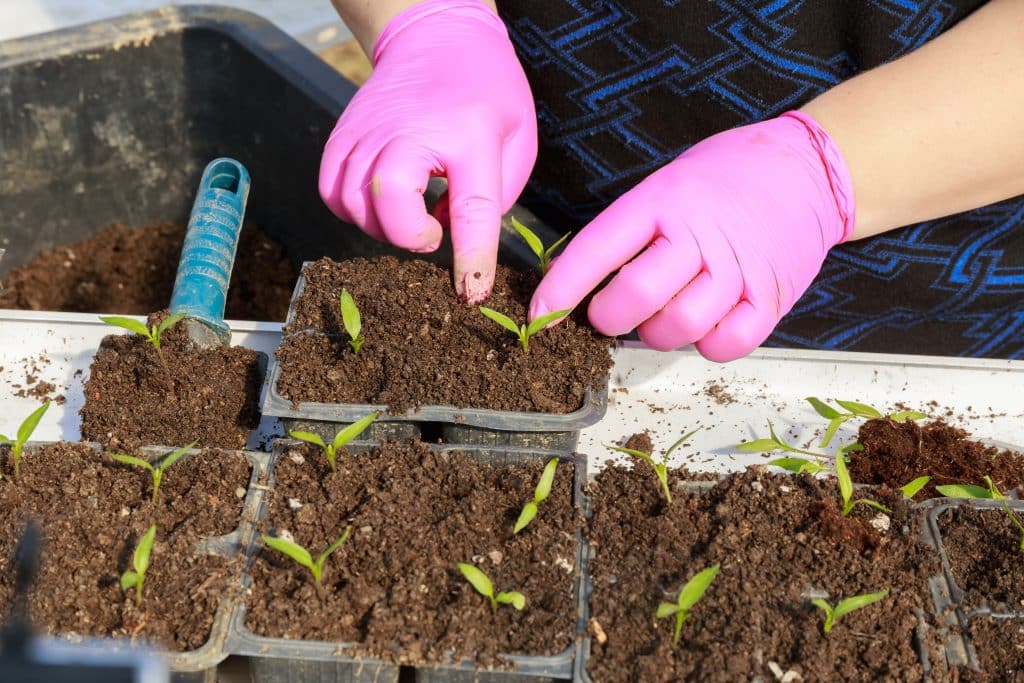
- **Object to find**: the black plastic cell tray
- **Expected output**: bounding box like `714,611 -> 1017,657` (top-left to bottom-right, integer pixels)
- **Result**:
261,267 -> 610,452
18,442 -> 272,683
226,439 -> 587,683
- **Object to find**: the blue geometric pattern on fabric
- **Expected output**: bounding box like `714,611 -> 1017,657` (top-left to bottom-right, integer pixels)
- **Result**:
501,0 -> 1022,359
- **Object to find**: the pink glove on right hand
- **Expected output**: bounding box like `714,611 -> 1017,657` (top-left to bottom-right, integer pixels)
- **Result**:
319,0 -> 537,303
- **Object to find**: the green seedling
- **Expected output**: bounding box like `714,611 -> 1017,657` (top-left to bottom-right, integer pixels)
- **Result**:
289,412 -> 379,471
899,476 -> 932,499
511,216 -> 571,275
811,588 -> 889,634
110,440 -> 198,504
120,524 -> 157,606
835,447 -> 890,516
805,397 -> 926,448
457,562 -> 525,613
608,429 -> 700,504
100,312 -> 185,376
736,420 -> 830,476
339,289 -> 364,353
514,458 -> 559,534
262,527 -> 352,586
656,563 -> 720,645
478,306 -> 571,353
0,401 -> 50,481
936,476 -> 1024,552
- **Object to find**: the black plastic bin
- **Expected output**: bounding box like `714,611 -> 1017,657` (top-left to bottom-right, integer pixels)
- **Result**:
0,4 -> 557,298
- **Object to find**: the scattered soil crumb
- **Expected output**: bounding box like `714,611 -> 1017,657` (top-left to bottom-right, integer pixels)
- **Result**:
704,382 -> 735,405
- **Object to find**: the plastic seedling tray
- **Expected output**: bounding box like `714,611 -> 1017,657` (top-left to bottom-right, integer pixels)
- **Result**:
261,268 -> 609,452
14,442 -> 272,683
226,440 -> 585,683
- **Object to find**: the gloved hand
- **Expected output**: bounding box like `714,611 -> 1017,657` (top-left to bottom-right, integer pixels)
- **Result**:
529,111 -> 855,362
319,0 -> 537,303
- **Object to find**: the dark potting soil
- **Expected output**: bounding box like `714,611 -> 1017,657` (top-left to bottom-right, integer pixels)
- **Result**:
0,220 -> 295,321
0,442 -> 251,651
80,311 -> 262,451
939,506 -> 1024,612
245,439 -> 580,667
274,256 -> 614,413
849,418 -> 1024,500
961,618 -> 1024,682
585,465 -> 943,682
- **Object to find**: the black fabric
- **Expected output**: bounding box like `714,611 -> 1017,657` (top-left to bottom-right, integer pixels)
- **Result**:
496,1 -> 1024,359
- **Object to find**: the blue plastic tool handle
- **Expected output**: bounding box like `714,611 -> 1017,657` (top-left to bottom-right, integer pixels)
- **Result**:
169,158 -> 250,341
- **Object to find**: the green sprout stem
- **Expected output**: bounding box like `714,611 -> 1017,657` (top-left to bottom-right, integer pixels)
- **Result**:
835,450 -> 890,516
514,458 -> 559,534
458,562 -> 525,612
478,307 -> 571,353
811,589 -> 889,634
339,289 -> 364,353
110,440 -> 198,503
120,524 -> 157,606
289,412 -> 379,471
656,563 -> 720,645
263,527 -> 352,586
0,401 -> 51,481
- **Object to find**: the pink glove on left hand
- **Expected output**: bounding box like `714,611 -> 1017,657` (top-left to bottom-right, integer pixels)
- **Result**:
529,111 -> 855,362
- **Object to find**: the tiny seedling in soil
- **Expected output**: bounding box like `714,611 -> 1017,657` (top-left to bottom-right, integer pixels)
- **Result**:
110,440 -> 198,503
834,447 -> 890,516
805,397 -> 926,448
513,457 -> 558,534
656,563 -> 720,645
100,312 -> 185,377
457,562 -> 525,613
262,527 -> 352,586
511,216 -> 571,275
0,401 -> 50,481
899,476 -> 932,499
811,588 -> 889,634
339,289 -> 364,353
120,524 -> 157,606
736,421 -> 831,474
937,476 -> 1024,552
478,306 -> 571,353
608,429 -> 700,504
288,412 -> 378,471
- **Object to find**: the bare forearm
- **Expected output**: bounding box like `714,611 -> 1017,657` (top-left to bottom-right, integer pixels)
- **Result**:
803,0 -> 1024,240
331,0 -> 497,57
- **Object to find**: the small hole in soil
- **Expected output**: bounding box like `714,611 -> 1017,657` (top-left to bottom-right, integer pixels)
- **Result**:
208,161 -> 240,194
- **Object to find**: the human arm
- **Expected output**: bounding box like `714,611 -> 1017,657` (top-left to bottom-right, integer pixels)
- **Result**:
321,0 -> 528,303
530,0 -> 1024,360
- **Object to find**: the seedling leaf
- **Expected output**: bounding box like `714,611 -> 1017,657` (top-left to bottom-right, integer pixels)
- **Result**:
289,431 -> 327,449
17,401 -> 50,445
835,451 -> 854,509
332,412 -> 379,449
656,602 -> 679,619
889,410 -> 928,422
834,400 -> 881,418
735,439 -> 783,453
458,563 -> 494,601
806,397 -> 841,419
315,527 -> 351,577
812,589 -> 888,633
821,418 -> 845,448
159,440 -> 197,473
677,563 -> 720,611
120,571 -> 139,591
665,428 -> 700,458
511,217 -> 544,259
935,484 -> 993,499
496,591 -> 526,610
478,307 -> 521,336
110,454 -> 155,473
769,457 -> 827,475
513,502 -> 538,535
899,476 -> 931,499
840,442 -> 864,455
339,289 -> 363,352
263,536 -> 314,572
156,311 -> 187,336
525,308 -> 570,337
535,458 -> 558,503
134,524 -> 156,575
99,316 -> 151,337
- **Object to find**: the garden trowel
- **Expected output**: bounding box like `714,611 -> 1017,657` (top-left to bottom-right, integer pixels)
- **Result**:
169,158 -> 251,350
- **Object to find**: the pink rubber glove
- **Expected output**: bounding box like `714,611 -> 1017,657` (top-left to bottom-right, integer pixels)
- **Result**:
318,0 -> 537,303
529,111 -> 855,362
